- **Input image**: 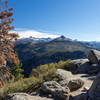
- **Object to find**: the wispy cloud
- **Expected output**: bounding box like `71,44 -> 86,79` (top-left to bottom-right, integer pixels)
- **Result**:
12,28 -> 59,39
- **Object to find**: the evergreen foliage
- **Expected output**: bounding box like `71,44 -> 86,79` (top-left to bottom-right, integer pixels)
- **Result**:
10,64 -> 24,81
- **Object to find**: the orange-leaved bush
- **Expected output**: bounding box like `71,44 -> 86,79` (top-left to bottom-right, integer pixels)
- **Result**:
0,0 -> 19,65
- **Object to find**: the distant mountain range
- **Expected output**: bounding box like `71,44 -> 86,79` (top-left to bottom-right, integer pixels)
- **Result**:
81,41 -> 100,49
15,35 -> 100,76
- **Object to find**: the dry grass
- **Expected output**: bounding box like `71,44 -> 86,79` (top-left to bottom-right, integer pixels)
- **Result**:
0,76 -> 43,100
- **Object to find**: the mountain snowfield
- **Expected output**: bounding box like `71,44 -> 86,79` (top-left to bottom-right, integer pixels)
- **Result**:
12,29 -> 59,39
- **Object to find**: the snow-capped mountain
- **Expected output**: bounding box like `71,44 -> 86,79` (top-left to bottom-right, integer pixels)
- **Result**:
13,29 -> 59,39
16,36 -> 53,44
16,35 -> 73,44
53,35 -> 72,41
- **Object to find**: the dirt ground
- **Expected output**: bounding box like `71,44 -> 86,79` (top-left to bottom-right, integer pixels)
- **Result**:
71,74 -> 94,96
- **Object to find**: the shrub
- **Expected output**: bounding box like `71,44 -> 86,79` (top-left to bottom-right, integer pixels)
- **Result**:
55,59 -> 71,70
0,76 -> 43,100
31,59 -> 71,82
31,63 -> 57,81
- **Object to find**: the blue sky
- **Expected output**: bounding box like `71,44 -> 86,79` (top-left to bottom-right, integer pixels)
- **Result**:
9,0 -> 100,41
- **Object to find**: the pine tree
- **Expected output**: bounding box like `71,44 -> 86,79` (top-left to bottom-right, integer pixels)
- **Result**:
0,0 -> 19,65
10,64 -> 24,81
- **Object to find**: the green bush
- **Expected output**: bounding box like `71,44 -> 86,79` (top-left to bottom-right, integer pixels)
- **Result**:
0,76 -> 43,100
31,59 -> 71,81
31,63 -> 57,81
56,59 -> 71,69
